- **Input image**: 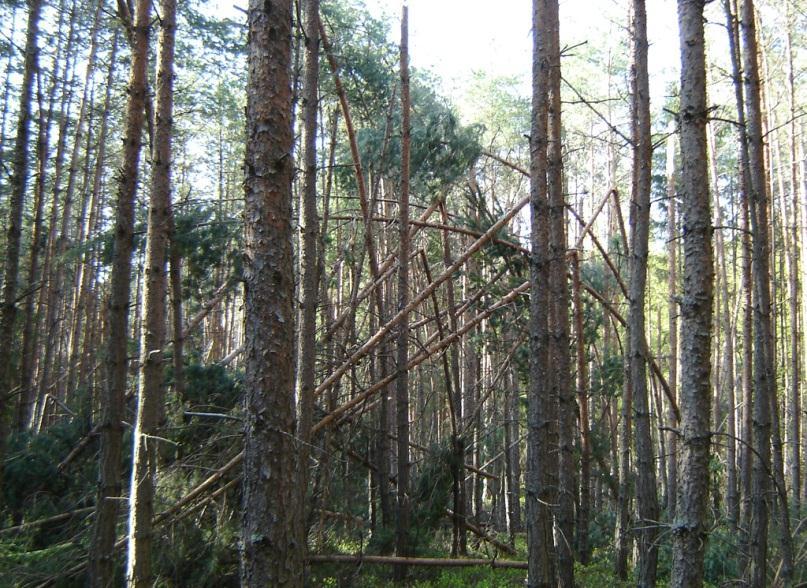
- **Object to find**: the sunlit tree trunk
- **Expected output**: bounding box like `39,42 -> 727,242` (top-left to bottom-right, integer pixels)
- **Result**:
241,0 -> 303,584
125,0 -> 175,583
89,0 -> 152,584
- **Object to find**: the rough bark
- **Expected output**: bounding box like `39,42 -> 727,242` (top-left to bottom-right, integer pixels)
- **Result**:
670,2 -> 714,587
241,0 -> 303,584
628,2 -> 660,584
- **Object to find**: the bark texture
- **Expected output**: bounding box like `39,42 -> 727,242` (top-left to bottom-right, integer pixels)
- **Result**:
241,0 -> 304,585
670,2 -> 714,586
527,0 -> 557,585
628,1 -> 660,584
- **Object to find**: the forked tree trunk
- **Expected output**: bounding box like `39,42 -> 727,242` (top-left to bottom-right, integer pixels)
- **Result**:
670,1 -> 714,586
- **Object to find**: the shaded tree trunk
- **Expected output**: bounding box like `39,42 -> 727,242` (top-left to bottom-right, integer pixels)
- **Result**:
628,2 -> 660,584
670,1 -> 714,586
0,0 -> 45,495
527,0 -> 558,585
394,6 -> 412,577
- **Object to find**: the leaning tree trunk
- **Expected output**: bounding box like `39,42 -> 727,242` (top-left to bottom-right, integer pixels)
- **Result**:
628,2 -> 660,585
241,0 -> 303,585
670,1 -> 714,587
88,0 -> 151,584
124,0 -> 175,582
0,0 -> 44,497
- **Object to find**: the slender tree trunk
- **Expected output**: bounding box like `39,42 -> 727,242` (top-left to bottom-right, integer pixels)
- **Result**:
241,0 -> 303,584
546,0 -> 573,581
0,0 -> 44,495
89,0 -> 152,583
297,0 -> 320,509
527,0 -> 557,585
572,252 -> 591,564
741,0 -> 794,583
125,0 -> 175,583
394,7 -> 412,577
666,125 -> 680,517
670,1 -> 714,586
784,15 -> 800,512
628,3 -> 659,584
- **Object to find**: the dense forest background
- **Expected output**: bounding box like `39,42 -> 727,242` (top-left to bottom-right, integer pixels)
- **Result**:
0,0 -> 805,585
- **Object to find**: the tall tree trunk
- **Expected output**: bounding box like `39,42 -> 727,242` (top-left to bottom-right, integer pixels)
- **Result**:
394,6 -> 412,577
545,0 -> 573,583
665,125 -> 679,516
670,1 -> 714,586
527,0 -> 557,585
628,2 -> 660,584
784,13 -> 800,512
0,0 -> 44,495
741,0 -> 794,583
572,252 -> 591,564
297,0 -> 320,507
89,0 -> 152,583
241,0 -> 303,584
125,0 -> 175,583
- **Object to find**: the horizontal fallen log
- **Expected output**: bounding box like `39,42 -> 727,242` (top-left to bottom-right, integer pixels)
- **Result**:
308,554 -> 527,569
0,507 -> 95,535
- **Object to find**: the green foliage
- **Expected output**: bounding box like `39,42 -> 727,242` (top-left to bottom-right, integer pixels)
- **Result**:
410,444 -> 459,536
3,420 -> 91,520
179,361 -> 242,412
173,201 -> 241,297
